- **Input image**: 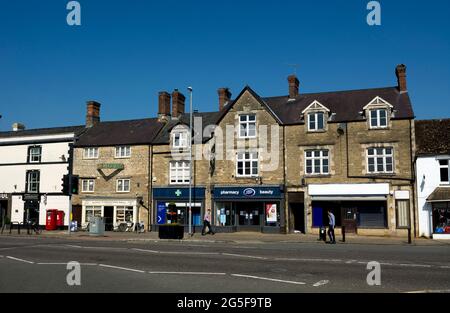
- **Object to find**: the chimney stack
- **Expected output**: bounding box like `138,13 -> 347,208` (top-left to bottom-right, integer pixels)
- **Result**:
288,74 -> 299,99
396,64 -> 407,93
172,89 -> 185,119
86,101 -> 101,128
12,123 -> 25,132
218,88 -> 232,111
158,91 -> 171,121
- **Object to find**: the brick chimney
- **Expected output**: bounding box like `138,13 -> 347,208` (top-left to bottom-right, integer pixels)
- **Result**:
396,64 -> 407,93
288,74 -> 299,99
172,89 -> 185,119
86,101 -> 101,128
158,91 -> 171,121
218,88 -> 232,111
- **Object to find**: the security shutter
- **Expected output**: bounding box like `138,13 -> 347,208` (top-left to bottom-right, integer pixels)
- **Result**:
358,203 -> 386,228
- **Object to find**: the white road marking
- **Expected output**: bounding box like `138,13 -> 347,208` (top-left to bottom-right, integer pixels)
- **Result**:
6,256 -> 34,264
439,266 -> 450,269
132,248 -> 159,253
161,251 -> 220,256
36,262 -> 98,266
148,271 -> 226,275
65,245 -> 83,248
99,264 -> 145,273
313,280 -> 330,287
406,289 -> 450,294
398,263 -> 432,268
222,253 -> 268,260
231,274 -> 306,285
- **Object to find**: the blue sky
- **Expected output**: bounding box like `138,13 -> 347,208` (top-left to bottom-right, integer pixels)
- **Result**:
0,0 -> 449,131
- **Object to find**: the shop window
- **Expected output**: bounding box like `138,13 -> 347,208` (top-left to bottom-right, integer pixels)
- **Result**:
236,152 -> 258,177
215,202 -> 234,226
169,161 -> 190,184
367,147 -> 394,174
439,159 -> 450,184
28,146 -> 42,163
239,114 -> 256,138
357,204 -> 387,228
433,203 -> 450,234
85,206 -> 102,223
396,200 -> 410,229
305,150 -> 329,175
116,206 -> 133,224
25,170 -> 40,193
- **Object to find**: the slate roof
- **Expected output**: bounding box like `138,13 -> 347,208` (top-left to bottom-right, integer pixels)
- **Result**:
74,118 -> 165,147
264,86 -> 414,125
0,125 -> 85,139
415,119 -> 450,156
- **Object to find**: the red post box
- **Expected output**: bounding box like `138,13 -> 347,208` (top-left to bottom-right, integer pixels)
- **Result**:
56,211 -> 65,229
46,209 -> 58,231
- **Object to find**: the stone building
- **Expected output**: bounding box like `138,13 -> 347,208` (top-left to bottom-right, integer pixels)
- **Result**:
71,101 -> 164,230
150,65 -> 416,237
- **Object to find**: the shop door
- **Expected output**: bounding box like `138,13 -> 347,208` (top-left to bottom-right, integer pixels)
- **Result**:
238,204 -> 261,228
104,206 -> 114,231
342,207 -> 357,233
23,200 -> 39,224
0,200 -> 7,226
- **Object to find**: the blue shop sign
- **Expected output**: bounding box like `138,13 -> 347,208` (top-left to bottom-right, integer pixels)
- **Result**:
153,187 -> 206,200
213,186 -> 282,199
157,202 -> 167,225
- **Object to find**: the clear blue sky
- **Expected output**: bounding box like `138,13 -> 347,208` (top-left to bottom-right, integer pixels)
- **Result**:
1,0 -> 449,131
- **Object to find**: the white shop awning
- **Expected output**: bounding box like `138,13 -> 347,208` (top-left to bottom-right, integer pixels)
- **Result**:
308,183 -> 389,201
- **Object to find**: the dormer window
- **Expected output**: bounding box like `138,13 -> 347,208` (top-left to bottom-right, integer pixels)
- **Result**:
172,131 -> 188,148
370,109 -> 388,128
364,96 -> 393,129
308,112 -> 325,131
302,100 -> 330,133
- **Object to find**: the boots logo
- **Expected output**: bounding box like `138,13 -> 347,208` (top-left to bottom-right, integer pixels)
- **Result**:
243,188 -> 256,197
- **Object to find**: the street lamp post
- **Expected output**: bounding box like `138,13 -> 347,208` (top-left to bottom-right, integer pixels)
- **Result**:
187,87 -> 193,237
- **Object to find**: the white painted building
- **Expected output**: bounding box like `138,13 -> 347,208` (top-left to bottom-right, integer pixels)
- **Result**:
415,119 -> 450,239
0,124 -> 83,227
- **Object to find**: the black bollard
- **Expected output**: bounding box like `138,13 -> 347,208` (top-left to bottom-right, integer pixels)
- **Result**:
408,227 -> 412,244
342,226 -> 346,243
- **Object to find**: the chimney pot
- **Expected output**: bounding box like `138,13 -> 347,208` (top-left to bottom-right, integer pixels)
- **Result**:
86,101 -> 101,128
172,90 -> 185,119
288,74 -> 300,98
12,123 -> 25,132
396,64 -> 407,93
218,88 -> 232,111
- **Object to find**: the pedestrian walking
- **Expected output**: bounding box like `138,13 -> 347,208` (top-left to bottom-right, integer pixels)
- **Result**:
202,210 -> 215,235
327,210 -> 336,244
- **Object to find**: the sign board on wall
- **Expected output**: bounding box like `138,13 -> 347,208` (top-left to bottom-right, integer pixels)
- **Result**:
266,204 -> 277,223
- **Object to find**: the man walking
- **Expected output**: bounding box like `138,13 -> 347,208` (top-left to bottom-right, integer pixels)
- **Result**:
202,210 -> 215,236
327,210 -> 336,244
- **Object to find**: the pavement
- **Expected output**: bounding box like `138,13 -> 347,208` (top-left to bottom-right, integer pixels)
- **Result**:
2,228 -> 449,246
1,232 -> 449,293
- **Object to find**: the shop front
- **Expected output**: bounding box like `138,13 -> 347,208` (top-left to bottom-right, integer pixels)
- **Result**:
81,198 -> 138,231
212,186 -> 284,233
427,187 -> 450,240
308,183 -> 390,234
152,187 -> 206,232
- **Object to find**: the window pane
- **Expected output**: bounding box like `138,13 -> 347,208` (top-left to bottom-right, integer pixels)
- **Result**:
441,168 -> 449,182
385,148 -> 392,155
368,164 -> 375,172
323,165 -> 329,174
306,151 -> 312,158
368,148 -> 374,156
317,113 -> 324,129
248,115 -> 256,121
309,114 -> 316,130
439,160 -> 449,166
240,115 -> 246,122
322,150 -> 328,157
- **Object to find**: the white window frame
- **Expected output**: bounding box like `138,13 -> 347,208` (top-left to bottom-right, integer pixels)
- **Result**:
169,161 -> 190,185
439,159 -> 450,184
367,147 -> 394,174
29,146 -> 42,163
239,114 -> 257,139
307,112 -> 325,132
26,170 -> 40,193
172,132 -> 188,148
236,151 -> 259,177
369,109 -> 388,129
305,150 -> 329,175
115,146 -> 131,158
81,179 -> 95,193
85,206 -> 102,223
84,147 -> 99,159
116,179 -> 131,193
